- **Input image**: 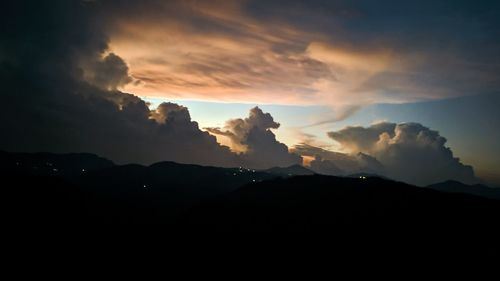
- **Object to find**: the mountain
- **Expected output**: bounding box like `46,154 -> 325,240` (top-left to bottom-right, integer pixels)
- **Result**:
0,150 -> 115,177
263,164 -> 315,176
346,172 -> 389,180
181,175 -> 500,231
1,152 -> 277,224
2,151 -> 500,232
427,180 -> 500,199
75,161 -> 277,222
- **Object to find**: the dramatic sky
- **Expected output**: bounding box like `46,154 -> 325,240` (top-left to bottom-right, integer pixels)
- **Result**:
1,0 -> 499,186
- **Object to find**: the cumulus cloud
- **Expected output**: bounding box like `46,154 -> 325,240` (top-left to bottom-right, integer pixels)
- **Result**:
324,122 -> 478,185
0,1 -> 241,167
0,1 -> 489,181
0,1 -> 303,169
84,53 -> 134,91
150,102 -> 191,125
206,107 -> 302,169
292,144 -> 384,176
327,123 -> 397,152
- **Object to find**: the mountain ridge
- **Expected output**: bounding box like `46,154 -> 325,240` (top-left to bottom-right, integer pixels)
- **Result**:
427,180 -> 500,199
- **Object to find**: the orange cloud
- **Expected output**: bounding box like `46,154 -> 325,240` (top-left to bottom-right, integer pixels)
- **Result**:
107,0 -> 477,110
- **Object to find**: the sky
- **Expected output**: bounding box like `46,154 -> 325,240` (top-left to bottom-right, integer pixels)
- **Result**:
1,0 -> 499,186
148,93 -> 499,185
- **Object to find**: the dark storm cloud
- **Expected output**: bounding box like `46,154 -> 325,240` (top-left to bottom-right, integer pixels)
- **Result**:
0,0 -> 309,168
85,53 -> 133,90
0,0 -> 240,166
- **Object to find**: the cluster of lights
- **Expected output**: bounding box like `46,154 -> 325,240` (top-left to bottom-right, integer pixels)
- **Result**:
229,167 -> 259,183
15,160 -> 91,174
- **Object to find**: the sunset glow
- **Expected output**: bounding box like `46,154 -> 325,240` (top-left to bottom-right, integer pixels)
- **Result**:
2,0 -> 499,186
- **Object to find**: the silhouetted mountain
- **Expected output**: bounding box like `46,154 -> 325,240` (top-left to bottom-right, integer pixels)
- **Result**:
0,150 -> 114,177
75,161 -> 277,222
263,164 -> 315,176
427,180 -> 500,199
2,151 -> 500,234
182,175 -> 500,232
346,172 -> 389,180
0,152 -> 280,224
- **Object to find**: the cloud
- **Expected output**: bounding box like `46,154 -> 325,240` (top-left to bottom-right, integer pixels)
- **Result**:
327,123 -> 397,152
0,1 -> 302,169
292,144 -> 384,176
325,122 -> 477,185
295,121 -> 478,185
150,102 -> 191,124
84,53 -> 133,91
0,1 -> 240,167
303,105 -> 362,127
206,107 -> 302,169
103,0 -> 500,108
0,0 -> 493,180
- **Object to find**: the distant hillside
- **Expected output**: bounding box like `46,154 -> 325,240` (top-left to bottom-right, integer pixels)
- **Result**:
182,175 -> 500,231
0,150 -> 115,177
2,151 -> 500,233
427,180 -> 500,199
1,152 -> 278,224
263,164 -> 315,176
346,172 -> 390,180
75,161 -> 277,221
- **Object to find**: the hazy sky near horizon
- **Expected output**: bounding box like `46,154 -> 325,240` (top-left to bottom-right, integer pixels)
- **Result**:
1,0 -> 499,186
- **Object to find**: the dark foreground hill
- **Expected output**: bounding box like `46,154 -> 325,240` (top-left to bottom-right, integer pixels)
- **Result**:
1,151 -> 500,234
181,175 -> 500,232
263,164 -> 315,176
0,150 -> 114,177
1,151 -> 277,224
